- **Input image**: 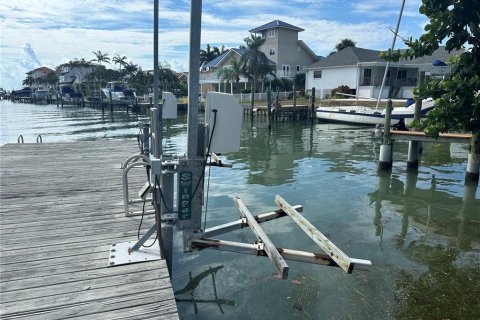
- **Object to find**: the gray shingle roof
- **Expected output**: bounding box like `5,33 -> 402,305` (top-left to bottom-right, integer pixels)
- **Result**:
307,46 -> 462,69
249,20 -> 304,33
405,46 -> 463,64
307,47 -> 383,69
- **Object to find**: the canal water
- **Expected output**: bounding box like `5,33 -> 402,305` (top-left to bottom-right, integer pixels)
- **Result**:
1,100 -> 479,319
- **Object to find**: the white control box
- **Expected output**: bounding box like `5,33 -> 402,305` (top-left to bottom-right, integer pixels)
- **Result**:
205,92 -> 243,154
162,92 -> 177,119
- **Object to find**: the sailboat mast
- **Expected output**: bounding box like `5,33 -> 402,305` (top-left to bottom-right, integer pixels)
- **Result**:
375,0 -> 406,110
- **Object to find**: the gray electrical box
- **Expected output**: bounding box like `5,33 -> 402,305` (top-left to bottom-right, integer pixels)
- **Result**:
205,92 -> 243,154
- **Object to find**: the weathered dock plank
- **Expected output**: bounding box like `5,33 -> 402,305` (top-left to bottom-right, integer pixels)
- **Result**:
0,141 -> 179,319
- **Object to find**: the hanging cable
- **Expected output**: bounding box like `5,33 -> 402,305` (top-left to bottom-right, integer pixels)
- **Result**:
182,109 -> 218,212
202,158 -> 212,237
137,197 -> 157,247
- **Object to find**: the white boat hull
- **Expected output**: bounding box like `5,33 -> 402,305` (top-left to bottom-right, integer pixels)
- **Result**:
316,106 -> 399,126
316,99 -> 436,126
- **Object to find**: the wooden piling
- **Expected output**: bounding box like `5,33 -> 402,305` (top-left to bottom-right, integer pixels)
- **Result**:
465,133 -> 480,184
310,87 -> 316,123
407,140 -> 420,169
378,99 -> 393,171
292,84 -> 297,120
109,91 -> 113,112
267,88 -> 272,130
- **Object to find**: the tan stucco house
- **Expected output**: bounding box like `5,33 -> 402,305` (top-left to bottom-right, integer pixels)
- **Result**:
249,20 -> 319,79
199,20 -> 319,94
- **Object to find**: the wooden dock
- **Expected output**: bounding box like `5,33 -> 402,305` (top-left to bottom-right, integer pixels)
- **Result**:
390,130 -> 472,143
0,141 -> 178,319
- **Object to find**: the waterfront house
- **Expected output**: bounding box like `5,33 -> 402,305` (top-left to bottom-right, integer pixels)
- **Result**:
26,66 -> 55,89
199,20 -> 319,94
305,46 -> 460,99
57,63 -> 98,86
249,20 -> 319,80
200,48 -> 252,94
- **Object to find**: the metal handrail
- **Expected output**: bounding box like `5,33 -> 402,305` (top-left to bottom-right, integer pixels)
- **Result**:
123,160 -> 152,217
121,154 -> 151,169
36,135 -> 43,143
17,135 -> 24,143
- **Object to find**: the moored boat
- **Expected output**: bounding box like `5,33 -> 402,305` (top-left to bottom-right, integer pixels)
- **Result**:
316,98 -> 435,126
102,81 -> 136,104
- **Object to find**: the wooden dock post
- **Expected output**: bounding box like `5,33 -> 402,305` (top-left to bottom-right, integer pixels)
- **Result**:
292,83 -> 297,120
109,91 -> 113,112
465,133 -> 480,184
250,89 -> 254,124
378,99 -> 393,171
407,140 -> 420,170
407,82 -> 424,170
267,88 -> 272,130
56,92 -> 59,107
310,87 -> 316,123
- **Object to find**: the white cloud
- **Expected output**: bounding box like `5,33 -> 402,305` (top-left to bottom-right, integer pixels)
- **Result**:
0,0 -> 429,89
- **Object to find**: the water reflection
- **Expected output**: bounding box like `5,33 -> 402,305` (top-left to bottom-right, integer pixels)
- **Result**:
228,122 -> 310,186
174,265 -> 235,315
369,172 -> 480,319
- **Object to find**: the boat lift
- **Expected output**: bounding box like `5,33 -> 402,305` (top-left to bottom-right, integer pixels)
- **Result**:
111,0 -> 371,278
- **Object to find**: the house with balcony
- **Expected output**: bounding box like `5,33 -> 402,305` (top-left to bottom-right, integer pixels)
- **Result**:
57,64 -> 98,85
249,20 -> 319,80
199,20 -> 319,94
26,66 -> 55,89
200,48 -> 262,95
305,46 -> 460,99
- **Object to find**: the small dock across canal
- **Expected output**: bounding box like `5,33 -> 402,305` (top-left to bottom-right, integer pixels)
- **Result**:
0,141 -> 178,319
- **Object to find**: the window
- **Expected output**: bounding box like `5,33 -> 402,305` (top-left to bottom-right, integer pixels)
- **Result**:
296,65 -> 301,72
268,28 -> 275,37
362,68 -> 372,85
261,31 -> 266,39
397,70 -> 407,79
313,70 -> 322,78
282,65 -> 290,77
269,48 -> 275,56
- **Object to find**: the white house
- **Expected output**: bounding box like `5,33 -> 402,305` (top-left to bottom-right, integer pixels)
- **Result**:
305,46 -> 460,99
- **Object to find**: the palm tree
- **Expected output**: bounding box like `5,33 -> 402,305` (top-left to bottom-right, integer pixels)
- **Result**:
217,58 -> 243,93
22,76 -> 35,87
213,45 -> 227,56
217,68 -> 235,93
91,50 -> 110,66
200,44 -> 218,65
113,55 -> 128,73
91,50 -> 110,87
46,71 -> 59,89
124,62 -> 139,76
335,38 -> 356,52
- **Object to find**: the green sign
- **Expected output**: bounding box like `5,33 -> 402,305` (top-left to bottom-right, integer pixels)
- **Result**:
178,171 -> 193,220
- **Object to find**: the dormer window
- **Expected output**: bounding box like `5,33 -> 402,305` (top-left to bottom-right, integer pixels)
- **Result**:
269,48 -> 275,56
268,28 -> 275,37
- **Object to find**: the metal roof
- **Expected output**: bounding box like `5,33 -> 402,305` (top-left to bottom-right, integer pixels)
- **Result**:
203,48 -> 246,68
249,20 -> 304,33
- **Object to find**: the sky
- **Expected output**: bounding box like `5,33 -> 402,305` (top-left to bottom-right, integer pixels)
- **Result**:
0,0 -> 427,89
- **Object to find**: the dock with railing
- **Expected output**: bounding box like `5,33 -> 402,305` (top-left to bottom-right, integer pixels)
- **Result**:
0,141 -> 179,320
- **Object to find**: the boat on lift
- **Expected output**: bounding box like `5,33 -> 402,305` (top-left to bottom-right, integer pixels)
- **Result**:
102,81 -> 136,104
